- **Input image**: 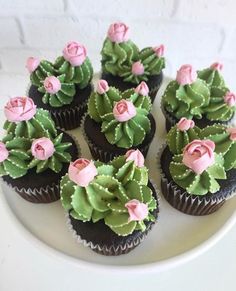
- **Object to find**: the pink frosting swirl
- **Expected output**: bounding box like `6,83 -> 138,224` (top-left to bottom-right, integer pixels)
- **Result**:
44,76 -> 61,94
96,80 -> 109,94
135,81 -> 149,96
63,41 -> 87,66
31,137 -> 55,160
0,142 -> 9,163
4,97 -> 36,122
153,44 -> 165,57
224,92 -> 236,107
210,62 -> 223,71
227,128 -> 236,141
113,100 -> 136,122
125,149 -> 144,168
107,22 -> 129,43
182,140 -> 215,174
177,117 -> 195,131
26,57 -> 40,73
68,158 -> 97,187
125,199 -> 148,222
176,64 -> 197,85
132,61 -> 144,75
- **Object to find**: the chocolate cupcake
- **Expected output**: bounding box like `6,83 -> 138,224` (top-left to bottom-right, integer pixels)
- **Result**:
83,80 -> 156,162
1,96 -> 79,203
27,41 -> 93,130
61,151 -> 159,256
101,22 -> 165,103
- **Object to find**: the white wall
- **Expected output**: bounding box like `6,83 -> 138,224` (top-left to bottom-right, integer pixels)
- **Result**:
0,0 -> 236,95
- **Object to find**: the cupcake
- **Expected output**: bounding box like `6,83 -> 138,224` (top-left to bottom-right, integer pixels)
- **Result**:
61,150 -> 159,256
1,96 -> 79,203
84,80 -> 156,162
27,41 -> 93,130
101,22 -> 165,102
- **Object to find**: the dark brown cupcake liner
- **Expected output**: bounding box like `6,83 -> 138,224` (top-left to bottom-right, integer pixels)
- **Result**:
160,101 -> 178,132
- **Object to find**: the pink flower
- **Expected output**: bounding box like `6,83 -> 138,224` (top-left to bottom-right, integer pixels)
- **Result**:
153,44 -> 165,57
26,57 -> 40,73
4,97 -> 36,122
68,158 -> 97,187
135,81 -> 149,96
125,149 -> 144,168
227,128 -> 236,141
44,76 -> 61,94
224,92 -> 236,107
63,41 -> 87,66
176,64 -> 197,85
0,142 -> 9,163
177,117 -> 195,131
125,199 -> 148,222
113,99 -> 136,122
132,61 -> 144,75
107,22 -> 129,43
210,62 -> 223,71
182,140 -> 215,175
31,137 -> 55,160
96,80 -> 109,94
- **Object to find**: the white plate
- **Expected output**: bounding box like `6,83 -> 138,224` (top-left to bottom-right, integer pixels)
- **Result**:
1,77 -> 236,273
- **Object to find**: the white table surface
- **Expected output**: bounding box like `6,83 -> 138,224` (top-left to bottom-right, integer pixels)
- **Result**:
0,73 -> 236,291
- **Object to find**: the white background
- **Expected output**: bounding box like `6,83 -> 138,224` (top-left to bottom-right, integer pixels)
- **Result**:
0,1 -> 236,290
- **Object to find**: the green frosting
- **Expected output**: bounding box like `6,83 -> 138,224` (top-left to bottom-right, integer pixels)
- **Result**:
162,79 -> 210,119
54,56 -> 93,89
30,60 -> 55,87
170,153 -> 226,195
28,133 -> 71,173
167,124 -> 201,154
200,124 -> 236,170
198,67 -> 225,88
3,108 -> 57,139
204,87 -> 235,122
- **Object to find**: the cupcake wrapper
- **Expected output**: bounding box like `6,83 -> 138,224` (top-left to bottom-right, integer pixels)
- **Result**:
149,82 -> 163,104
160,101 -> 177,132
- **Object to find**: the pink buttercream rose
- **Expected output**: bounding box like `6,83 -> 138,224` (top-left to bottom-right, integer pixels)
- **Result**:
44,76 -> 61,94
210,62 -> 223,71
107,22 -> 129,43
224,92 -> 236,107
227,128 -> 236,141
4,97 -> 36,122
68,158 -> 97,187
31,137 -> 55,160
26,57 -> 40,73
125,199 -> 148,222
96,80 -> 109,94
0,142 -> 9,163
153,44 -> 165,57
132,61 -> 144,75
125,149 -> 144,168
177,117 -> 195,131
113,99 -> 136,122
176,64 -> 197,85
135,81 -> 149,96
182,140 -> 215,175
63,41 -> 87,66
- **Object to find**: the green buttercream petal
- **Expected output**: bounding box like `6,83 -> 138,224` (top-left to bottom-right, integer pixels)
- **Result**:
71,186 -> 93,221
86,185 -> 110,212
60,174 -> 74,210
105,212 -> 129,227
109,221 -> 136,236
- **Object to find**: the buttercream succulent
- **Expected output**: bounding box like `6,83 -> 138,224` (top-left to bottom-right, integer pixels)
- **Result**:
198,62 -> 225,88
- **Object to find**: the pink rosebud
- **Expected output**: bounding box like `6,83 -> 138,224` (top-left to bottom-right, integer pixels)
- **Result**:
132,61 -> 144,76
182,140 -> 215,175
227,128 -> 236,141
176,64 -> 197,85
224,92 -> 236,107
125,149 -> 144,168
31,137 -> 55,160
26,57 -> 40,73
63,41 -> 87,66
68,158 -> 97,187
135,81 -> 149,96
113,99 -> 136,122
177,117 -> 195,131
153,44 -> 165,57
4,97 -> 36,123
107,22 -> 129,43
96,80 -> 109,94
0,142 -> 9,163
125,199 -> 148,222
44,76 -> 61,94
210,62 -> 223,71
